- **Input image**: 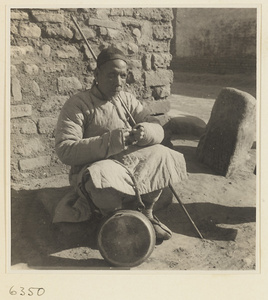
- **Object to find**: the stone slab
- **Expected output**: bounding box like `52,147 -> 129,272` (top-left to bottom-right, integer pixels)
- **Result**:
196,88 -> 256,177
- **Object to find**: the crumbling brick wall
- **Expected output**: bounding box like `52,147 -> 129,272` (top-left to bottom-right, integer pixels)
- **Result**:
10,8 -> 174,189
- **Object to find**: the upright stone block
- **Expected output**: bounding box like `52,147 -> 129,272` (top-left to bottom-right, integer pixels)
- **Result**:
196,88 -> 256,177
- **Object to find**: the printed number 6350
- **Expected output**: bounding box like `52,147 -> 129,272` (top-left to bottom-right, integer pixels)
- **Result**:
9,286 -> 45,296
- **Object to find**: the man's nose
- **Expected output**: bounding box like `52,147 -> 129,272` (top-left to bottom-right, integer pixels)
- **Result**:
115,75 -> 122,85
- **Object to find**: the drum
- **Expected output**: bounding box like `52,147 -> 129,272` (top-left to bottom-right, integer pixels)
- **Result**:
97,210 -> 156,268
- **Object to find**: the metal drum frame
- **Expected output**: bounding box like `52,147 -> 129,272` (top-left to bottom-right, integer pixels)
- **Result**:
97,210 -> 156,267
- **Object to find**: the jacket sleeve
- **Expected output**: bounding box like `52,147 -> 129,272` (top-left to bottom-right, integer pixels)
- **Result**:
55,97 -> 125,166
125,93 -> 165,146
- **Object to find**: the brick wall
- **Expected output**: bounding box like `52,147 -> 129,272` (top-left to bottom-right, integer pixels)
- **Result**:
10,8 -> 174,189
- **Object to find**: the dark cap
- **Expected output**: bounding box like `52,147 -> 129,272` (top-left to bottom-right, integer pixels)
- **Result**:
97,46 -> 128,68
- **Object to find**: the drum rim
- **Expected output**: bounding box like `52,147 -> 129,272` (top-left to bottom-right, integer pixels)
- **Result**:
97,209 -> 156,267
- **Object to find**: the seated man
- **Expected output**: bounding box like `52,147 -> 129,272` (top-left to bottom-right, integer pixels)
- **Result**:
54,46 -> 187,241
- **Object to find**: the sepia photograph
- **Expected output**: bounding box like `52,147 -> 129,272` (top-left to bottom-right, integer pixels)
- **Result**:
9,6 -> 258,271
2,1 -> 268,299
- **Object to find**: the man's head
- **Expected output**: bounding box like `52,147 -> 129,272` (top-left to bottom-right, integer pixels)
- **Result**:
94,46 -> 128,99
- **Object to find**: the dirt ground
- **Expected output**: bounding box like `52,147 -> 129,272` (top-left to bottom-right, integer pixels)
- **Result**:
10,71 -> 257,271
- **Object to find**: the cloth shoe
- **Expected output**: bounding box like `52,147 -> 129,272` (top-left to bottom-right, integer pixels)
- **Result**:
148,215 -> 172,241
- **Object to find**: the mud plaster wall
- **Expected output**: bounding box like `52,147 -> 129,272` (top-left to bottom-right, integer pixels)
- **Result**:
10,8 -> 174,189
172,8 -> 256,73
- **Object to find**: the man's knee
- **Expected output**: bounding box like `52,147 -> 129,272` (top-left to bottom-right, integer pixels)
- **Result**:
84,178 -> 124,215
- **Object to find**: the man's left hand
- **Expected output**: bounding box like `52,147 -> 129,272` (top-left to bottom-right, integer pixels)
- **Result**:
132,124 -> 145,142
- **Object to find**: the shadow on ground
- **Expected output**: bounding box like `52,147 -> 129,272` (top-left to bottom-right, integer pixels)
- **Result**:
11,186 -> 255,269
157,202 -> 255,242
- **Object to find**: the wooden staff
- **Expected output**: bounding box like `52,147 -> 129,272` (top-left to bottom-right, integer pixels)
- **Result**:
71,15 -> 204,240
71,15 -> 97,61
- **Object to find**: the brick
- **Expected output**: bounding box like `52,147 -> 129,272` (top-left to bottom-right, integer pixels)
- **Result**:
152,85 -> 171,99
56,45 -> 79,59
19,156 -> 51,171
32,12 -> 64,23
134,8 -> 173,21
10,24 -> 18,35
45,24 -> 73,39
11,104 -> 32,119
19,23 -> 41,38
24,64 -> 39,75
99,27 -> 108,36
129,59 -> 142,69
13,119 -> 37,134
87,18 -> 121,29
132,28 -> 141,38
152,53 -> 172,69
13,137 -> 45,156
153,25 -> 173,40
42,44 -> 51,57
196,88 -> 256,177
121,20 -> 141,27
32,81 -> 40,96
143,53 -> 152,71
58,77 -> 82,93
127,42 -> 139,54
140,21 -> 153,44
75,27 -> 96,41
11,46 -> 34,60
37,117 -> 57,134
40,95 -> 68,112
96,8 -> 110,19
11,77 -> 22,101
145,70 -> 173,87
42,63 -> 67,73
127,69 -> 142,83
11,65 -> 17,76
110,8 -> 134,16
107,28 -> 121,39
146,41 -> 169,53
11,11 -> 29,20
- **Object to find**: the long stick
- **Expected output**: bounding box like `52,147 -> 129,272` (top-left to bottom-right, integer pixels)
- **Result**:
71,15 -> 97,61
71,15 -> 204,239
169,184 -> 204,239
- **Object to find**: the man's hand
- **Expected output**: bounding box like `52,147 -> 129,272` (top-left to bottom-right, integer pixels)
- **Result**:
132,124 -> 145,142
123,124 -> 145,148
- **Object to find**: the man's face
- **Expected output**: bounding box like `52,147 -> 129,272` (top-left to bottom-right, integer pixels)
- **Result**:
95,59 -> 128,99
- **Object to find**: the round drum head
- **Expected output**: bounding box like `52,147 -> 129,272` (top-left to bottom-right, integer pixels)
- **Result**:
97,210 -> 156,268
